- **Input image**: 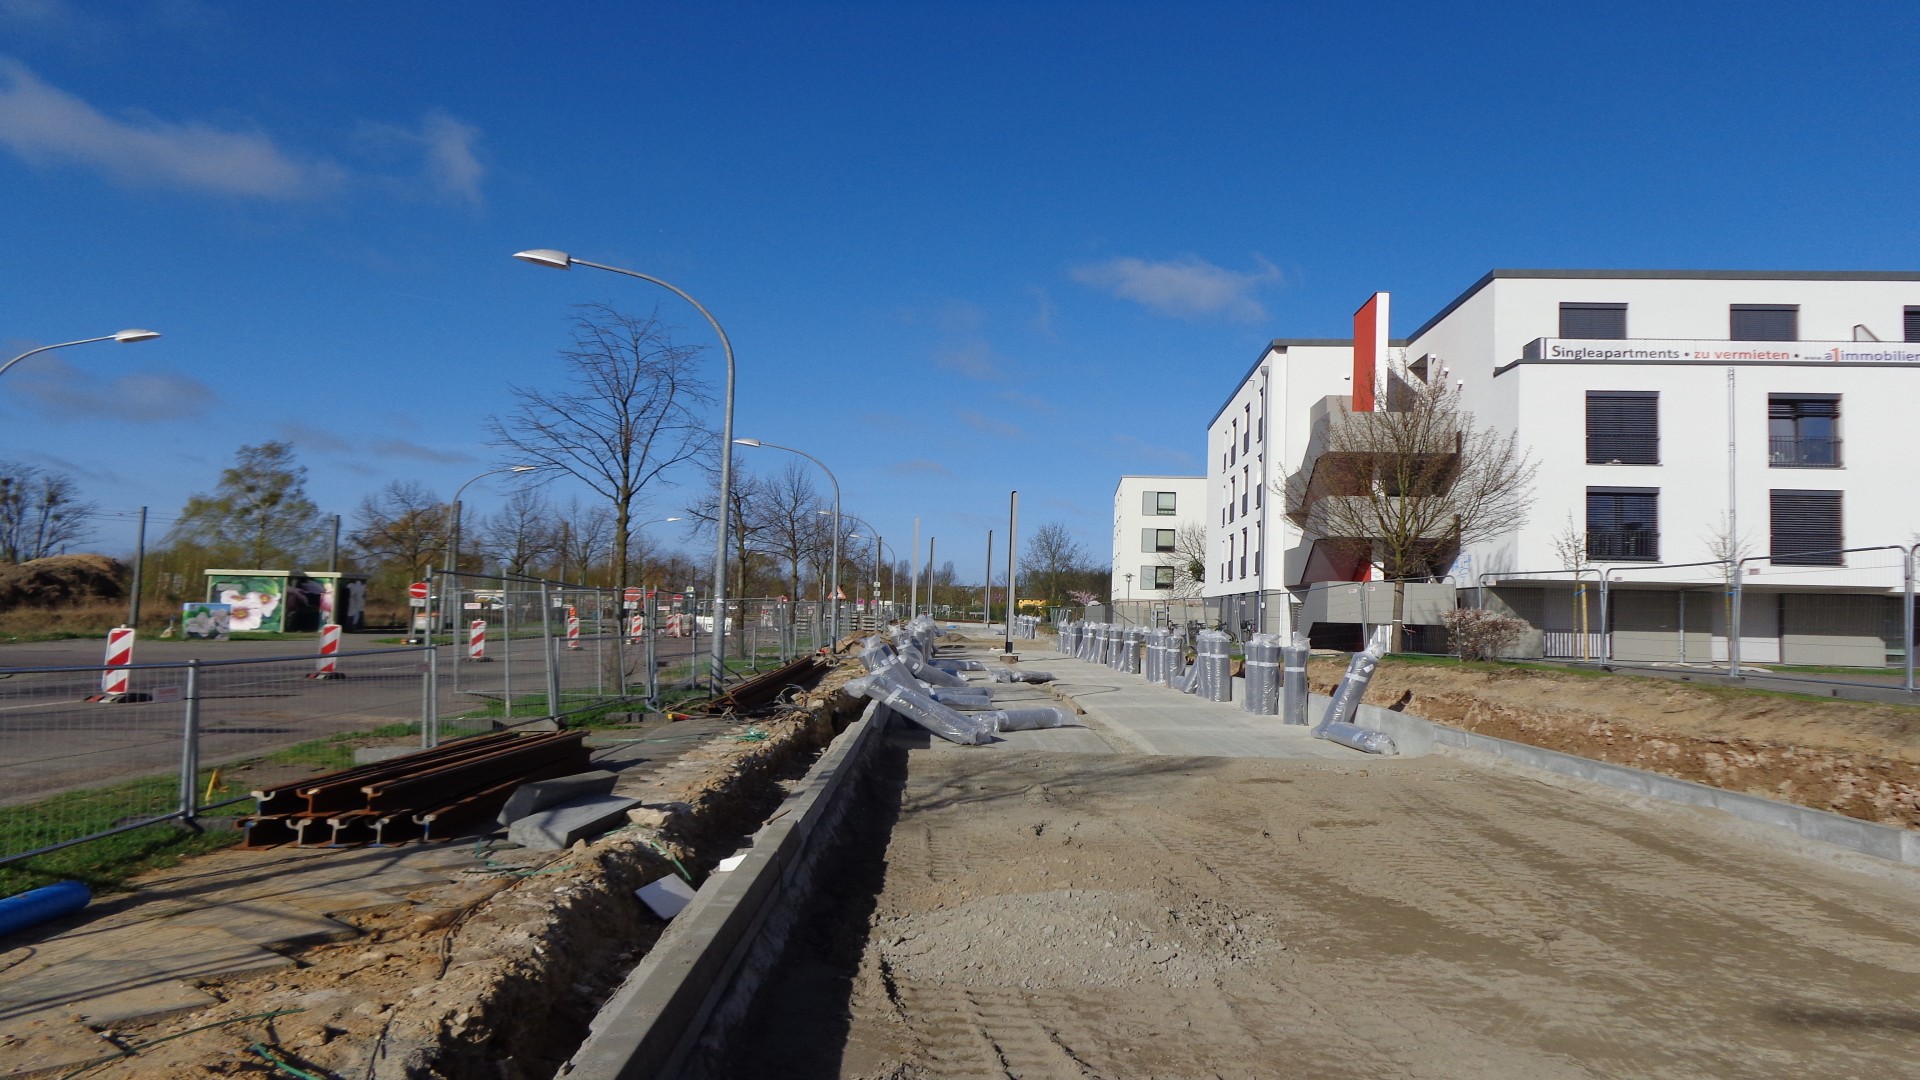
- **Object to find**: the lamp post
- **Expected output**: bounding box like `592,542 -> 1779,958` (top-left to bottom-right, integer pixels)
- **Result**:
442,465 -> 542,632
848,530 -> 890,629
733,437 -> 841,644
0,329 -> 160,382
513,248 -> 737,691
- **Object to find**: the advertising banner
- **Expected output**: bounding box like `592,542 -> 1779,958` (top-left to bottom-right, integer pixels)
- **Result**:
182,603 -> 232,640
1526,338 -> 1920,364
209,576 -> 286,632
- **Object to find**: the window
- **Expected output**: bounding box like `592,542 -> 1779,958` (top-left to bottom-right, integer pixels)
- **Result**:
1770,490 -> 1843,565
1151,566 -> 1175,589
1731,304 -> 1798,341
1240,465 -> 1249,515
1140,528 -> 1175,553
1905,306 -> 1920,342
1560,303 -> 1627,339
1243,405 -> 1252,453
1586,391 -> 1659,465
1240,527 -> 1248,578
1228,478 -> 1236,521
1768,395 -> 1841,467
1587,487 -> 1659,561
1155,491 -> 1177,515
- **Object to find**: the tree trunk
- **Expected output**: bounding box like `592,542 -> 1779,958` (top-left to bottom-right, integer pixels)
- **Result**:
1391,577 -> 1406,653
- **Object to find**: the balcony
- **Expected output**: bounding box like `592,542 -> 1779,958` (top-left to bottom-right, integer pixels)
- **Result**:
1587,527 -> 1657,561
1769,436 -> 1842,468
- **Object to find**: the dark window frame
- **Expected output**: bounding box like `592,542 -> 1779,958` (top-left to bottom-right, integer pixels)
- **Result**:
1586,391 -> 1660,465
1560,302 -> 1628,340
1769,489 -> 1844,566
1587,487 -> 1659,562
1767,394 -> 1842,468
1731,304 -> 1799,341
1904,306 -> 1920,343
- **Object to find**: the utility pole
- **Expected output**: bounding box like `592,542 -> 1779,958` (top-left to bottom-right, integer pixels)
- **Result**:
983,529 -> 993,628
127,506 -> 147,629
1004,491 -> 1019,654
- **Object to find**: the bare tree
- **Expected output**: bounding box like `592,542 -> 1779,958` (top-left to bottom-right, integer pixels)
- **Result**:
1549,512 -> 1596,659
0,462 -> 95,562
479,488 -> 556,576
553,498 -> 614,585
1157,521 -> 1208,598
746,460 -> 824,604
1281,379 -> 1536,650
349,481 -> 449,580
487,304 -> 716,589
684,466 -> 775,602
1019,522 -> 1088,607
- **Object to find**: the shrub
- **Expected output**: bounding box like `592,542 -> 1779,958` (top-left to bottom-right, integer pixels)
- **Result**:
1442,607 -> 1530,661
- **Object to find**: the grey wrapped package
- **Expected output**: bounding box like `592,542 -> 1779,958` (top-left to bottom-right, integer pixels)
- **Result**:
1281,634 -> 1310,726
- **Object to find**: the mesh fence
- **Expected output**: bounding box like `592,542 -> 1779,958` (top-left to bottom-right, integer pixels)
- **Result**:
0,646 -> 430,866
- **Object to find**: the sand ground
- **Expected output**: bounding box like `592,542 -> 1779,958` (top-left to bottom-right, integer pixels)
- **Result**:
727,737 -> 1920,1079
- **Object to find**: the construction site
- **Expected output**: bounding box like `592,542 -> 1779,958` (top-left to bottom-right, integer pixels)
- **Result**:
2,617 -> 1918,1079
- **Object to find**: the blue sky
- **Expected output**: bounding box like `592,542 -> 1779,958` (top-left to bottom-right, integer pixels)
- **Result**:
2,1 -> 1915,582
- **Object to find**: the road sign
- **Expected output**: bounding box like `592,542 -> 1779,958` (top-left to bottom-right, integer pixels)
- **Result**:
409,581 -> 429,601
624,587 -> 643,604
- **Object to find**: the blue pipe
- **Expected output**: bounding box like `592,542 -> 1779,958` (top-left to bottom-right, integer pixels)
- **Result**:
0,881 -> 90,937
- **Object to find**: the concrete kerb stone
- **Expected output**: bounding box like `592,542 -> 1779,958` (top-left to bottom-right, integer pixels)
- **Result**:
1344,694 -> 1920,869
561,699 -> 889,1080
506,794 -> 641,851
498,770 -> 620,826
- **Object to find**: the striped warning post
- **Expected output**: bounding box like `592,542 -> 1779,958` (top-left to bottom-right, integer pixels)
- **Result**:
98,626 -> 134,698
307,623 -> 345,679
468,619 -> 491,662
628,613 -> 643,643
566,606 -> 582,650
666,613 -> 685,637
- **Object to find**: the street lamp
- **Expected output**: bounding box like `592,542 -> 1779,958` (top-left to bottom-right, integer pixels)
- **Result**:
848,530 -> 891,628
440,465 -> 542,631
0,329 -> 160,382
514,248 -> 736,691
734,437 -> 841,643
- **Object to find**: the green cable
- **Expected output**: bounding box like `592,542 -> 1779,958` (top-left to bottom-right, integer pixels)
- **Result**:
644,836 -> 694,883
58,1009 -> 306,1079
249,1042 -> 329,1080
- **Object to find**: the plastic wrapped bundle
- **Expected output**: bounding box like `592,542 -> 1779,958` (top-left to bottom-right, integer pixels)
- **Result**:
858,637 -> 897,671
1315,720 -> 1398,755
896,643 -> 969,687
1316,625 -> 1389,733
1143,630 -> 1162,684
1124,628 -> 1146,675
932,658 -> 988,672
1241,633 -> 1281,715
1196,629 -> 1233,702
929,687 -> 994,708
1163,630 -> 1188,688
1081,623 -> 1104,663
845,667 -> 996,745
988,706 -> 1077,731
1281,634 -> 1310,726
989,668 -> 1055,683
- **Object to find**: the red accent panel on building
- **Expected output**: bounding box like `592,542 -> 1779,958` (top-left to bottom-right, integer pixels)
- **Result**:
1352,293 -> 1382,412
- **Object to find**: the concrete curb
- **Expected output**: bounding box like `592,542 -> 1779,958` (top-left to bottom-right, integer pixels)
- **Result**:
1332,696 -> 1920,867
560,700 -> 888,1079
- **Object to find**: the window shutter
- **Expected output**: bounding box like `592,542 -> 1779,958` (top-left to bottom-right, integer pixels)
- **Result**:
1906,306 -> 1920,342
1731,304 -> 1798,341
1769,490 -> 1843,565
1769,395 -> 1838,420
1586,391 -> 1659,464
1559,303 -> 1627,339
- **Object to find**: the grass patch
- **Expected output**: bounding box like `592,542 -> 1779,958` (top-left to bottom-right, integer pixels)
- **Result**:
1757,663 -> 1907,677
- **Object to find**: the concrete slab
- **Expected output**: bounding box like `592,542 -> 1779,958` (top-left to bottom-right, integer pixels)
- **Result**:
507,794 -> 642,851
498,769 -> 619,825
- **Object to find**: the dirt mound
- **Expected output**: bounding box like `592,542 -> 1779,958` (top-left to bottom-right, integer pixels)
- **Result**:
1311,658 -> 1920,830
0,554 -> 124,609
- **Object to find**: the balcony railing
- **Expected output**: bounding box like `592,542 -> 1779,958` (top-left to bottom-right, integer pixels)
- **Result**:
1769,436 -> 1842,467
1587,528 -> 1658,561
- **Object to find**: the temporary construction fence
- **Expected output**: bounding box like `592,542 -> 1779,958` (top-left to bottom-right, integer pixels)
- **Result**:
1475,543 -> 1917,689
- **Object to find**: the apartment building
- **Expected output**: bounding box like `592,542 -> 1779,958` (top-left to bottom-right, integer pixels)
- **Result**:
1205,270 -> 1920,665
1111,475 -> 1206,602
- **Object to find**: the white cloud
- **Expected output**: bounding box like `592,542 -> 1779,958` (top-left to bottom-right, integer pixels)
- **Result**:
934,343 -> 1004,381
1070,255 -> 1281,321
419,111 -> 484,205
370,439 -> 475,465
0,57 -> 341,197
11,356 -> 216,420
956,409 -> 1026,440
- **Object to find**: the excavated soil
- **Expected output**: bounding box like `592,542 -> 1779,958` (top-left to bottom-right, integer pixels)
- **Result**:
1312,659 -> 1920,830
38,664 -> 869,1079
726,744 -> 1920,1079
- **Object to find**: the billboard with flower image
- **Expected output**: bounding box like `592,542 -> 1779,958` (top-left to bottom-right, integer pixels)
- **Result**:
209,576 -> 285,632
181,603 -> 232,640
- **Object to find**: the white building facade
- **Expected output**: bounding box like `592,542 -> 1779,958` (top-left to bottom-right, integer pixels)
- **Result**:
1207,270 -> 1920,665
1111,475 -> 1206,604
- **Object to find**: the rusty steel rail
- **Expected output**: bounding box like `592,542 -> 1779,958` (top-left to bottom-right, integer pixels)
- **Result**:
238,731 -> 591,848
706,652 -> 831,715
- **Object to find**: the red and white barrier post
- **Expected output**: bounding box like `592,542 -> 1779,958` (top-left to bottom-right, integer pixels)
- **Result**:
628,613 -> 643,643
307,623 -> 345,679
565,605 -> 582,650
468,619 -> 491,662
88,626 -> 148,703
